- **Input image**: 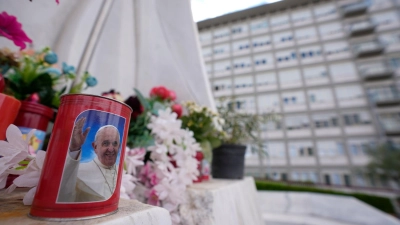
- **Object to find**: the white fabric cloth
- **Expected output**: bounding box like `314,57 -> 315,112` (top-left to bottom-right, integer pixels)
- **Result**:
58,152 -> 118,202
180,177 -> 263,225
0,0 -> 215,109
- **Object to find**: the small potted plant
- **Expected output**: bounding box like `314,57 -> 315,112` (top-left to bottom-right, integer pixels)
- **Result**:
1,47 -> 97,151
211,97 -> 274,179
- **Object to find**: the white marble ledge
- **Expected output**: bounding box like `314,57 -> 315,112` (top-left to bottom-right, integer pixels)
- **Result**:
0,188 -> 171,225
181,177 -> 263,225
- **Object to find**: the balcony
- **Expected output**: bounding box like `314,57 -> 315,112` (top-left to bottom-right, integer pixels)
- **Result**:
341,2 -> 369,17
349,21 -> 375,37
353,42 -> 384,58
380,116 -> 400,136
360,66 -> 393,80
373,93 -> 400,107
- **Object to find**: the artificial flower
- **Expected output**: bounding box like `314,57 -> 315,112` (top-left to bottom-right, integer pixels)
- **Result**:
43,51 -> 58,64
171,104 -> 182,118
120,172 -> 137,200
0,12 -> 32,50
26,93 -> 40,102
45,67 -> 61,76
150,86 -> 169,100
168,90 -> 176,101
125,147 -> 145,175
6,150 -> 46,205
62,62 -> 75,74
0,73 -> 5,92
85,75 -> 98,87
0,124 -> 35,189
124,96 -> 143,119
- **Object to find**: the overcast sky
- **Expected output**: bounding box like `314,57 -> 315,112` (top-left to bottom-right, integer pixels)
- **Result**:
191,0 -> 282,22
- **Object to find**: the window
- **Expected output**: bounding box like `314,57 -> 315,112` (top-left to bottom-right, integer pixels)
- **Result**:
234,76 -> 253,90
279,69 -> 302,85
202,47 -> 212,57
299,45 -> 322,60
314,3 -> 337,19
282,91 -> 305,105
213,78 -> 231,92
317,141 -> 345,157
329,62 -> 357,81
213,27 -> 230,39
270,14 -> 289,28
262,119 -> 282,131
289,141 -> 313,157
319,22 -> 342,38
258,94 -> 279,112
285,115 -> 310,130
205,63 -> 212,75
308,88 -> 334,104
213,60 -> 231,73
324,41 -> 349,56
213,43 -> 230,55
347,139 -> 376,156
312,113 -> 339,129
250,18 -> 268,31
275,50 -> 297,64
295,27 -> 318,42
342,111 -> 371,126
371,11 -> 400,27
379,113 -> 400,132
252,35 -> 271,49
199,31 -> 212,42
265,142 -> 285,158
379,32 -> 400,46
253,53 -> 273,67
232,39 -> 250,52
273,31 -> 294,44
228,96 -> 255,112
231,22 -> 248,35
368,86 -> 399,102
255,72 -> 276,87
335,85 -> 363,101
332,174 -> 342,185
233,57 -> 251,69
303,65 -> 328,81
291,9 -> 312,24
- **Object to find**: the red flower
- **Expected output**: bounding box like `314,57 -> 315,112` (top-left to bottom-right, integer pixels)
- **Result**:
171,104 -> 182,118
150,86 -> 169,100
27,93 -> 40,102
168,90 -> 176,101
0,12 -> 32,50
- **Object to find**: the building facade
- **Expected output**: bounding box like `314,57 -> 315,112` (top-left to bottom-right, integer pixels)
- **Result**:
197,0 -> 400,189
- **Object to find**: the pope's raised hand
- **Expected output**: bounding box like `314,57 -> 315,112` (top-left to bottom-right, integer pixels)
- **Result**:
69,117 -> 90,152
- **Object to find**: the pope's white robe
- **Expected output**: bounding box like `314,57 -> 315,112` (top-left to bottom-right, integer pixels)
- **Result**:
58,152 -> 118,202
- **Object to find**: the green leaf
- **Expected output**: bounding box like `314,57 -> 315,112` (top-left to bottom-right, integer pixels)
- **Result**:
200,140 -> 212,162
134,88 -> 151,111
208,137 -> 221,149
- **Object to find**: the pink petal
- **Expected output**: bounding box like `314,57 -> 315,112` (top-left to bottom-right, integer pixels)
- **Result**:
23,187 -> 37,205
56,0 -> 60,4
0,151 -> 28,174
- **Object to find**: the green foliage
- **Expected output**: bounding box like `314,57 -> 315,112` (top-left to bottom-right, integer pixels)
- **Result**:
365,142 -> 400,184
181,101 -> 226,161
255,180 -> 395,214
2,47 -> 95,109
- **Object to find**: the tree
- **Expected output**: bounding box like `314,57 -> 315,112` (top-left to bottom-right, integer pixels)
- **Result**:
365,142 -> 400,185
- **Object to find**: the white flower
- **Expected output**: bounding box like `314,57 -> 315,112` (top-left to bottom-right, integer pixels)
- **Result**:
125,147 -> 145,176
6,150 -> 46,205
0,125 -> 35,189
120,171 -> 137,199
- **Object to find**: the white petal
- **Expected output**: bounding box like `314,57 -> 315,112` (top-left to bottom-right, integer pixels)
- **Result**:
23,187 -> 37,205
5,183 -> 17,193
13,171 -> 40,188
0,173 -> 8,189
35,150 -> 46,169
5,125 -> 25,151
26,129 -> 37,146
0,141 -> 17,156
0,151 -> 28,174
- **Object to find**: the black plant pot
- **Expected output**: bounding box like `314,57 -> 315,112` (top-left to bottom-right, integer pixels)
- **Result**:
211,144 -> 246,179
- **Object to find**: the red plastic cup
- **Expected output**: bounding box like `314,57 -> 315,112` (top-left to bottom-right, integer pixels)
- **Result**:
0,93 -> 21,140
30,94 -> 132,220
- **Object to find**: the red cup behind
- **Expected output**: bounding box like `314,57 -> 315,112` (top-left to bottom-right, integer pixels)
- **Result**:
0,94 -> 21,140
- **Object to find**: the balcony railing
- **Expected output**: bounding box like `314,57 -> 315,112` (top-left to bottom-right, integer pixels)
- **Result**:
349,21 -> 375,37
372,93 -> 400,106
360,66 -> 393,80
353,42 -> 384,58
341,1 -> 369,17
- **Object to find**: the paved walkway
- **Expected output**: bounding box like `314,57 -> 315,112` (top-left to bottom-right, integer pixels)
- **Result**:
257,191 -> 400,225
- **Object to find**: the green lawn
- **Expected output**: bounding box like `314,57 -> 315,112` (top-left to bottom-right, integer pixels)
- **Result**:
255,179 -> 395,214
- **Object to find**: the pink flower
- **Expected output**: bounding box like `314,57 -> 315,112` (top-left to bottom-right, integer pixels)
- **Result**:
0,12 -> 32,50
147,188 -> 160,206
56,0 -> 60,4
